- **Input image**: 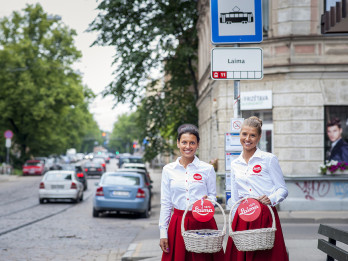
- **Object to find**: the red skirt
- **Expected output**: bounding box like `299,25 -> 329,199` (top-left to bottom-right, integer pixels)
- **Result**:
162,208 -> 225,261
224,204 -> 288,261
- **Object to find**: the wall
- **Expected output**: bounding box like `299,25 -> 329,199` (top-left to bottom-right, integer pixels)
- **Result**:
196,0 -> 348,176
280,175 -> 348,210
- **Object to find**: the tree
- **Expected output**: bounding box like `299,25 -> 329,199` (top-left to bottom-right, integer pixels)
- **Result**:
89,0 -> 199,160
109,112 -> 140,154
0,4 -> 99,164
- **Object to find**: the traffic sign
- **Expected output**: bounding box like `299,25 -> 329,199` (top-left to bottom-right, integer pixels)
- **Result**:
210,0 -> 262,44
5,138 -> 11,148
211,48 -> 263,80
4,130 -> 13,139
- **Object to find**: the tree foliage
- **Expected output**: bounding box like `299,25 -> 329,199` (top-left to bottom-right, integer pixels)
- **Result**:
109,112 -> 140,154
90,0 -> 199,160
0,4 -> 100,164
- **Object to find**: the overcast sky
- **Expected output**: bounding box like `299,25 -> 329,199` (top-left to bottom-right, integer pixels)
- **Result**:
0,0 -> 131,132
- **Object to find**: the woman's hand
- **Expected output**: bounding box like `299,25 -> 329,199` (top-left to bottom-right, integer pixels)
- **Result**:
258,195 -> 271,205
202,195 -> 208,199
159,238 -> 169,253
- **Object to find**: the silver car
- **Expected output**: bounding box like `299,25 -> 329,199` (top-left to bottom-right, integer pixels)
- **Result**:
39,170 -> 84,203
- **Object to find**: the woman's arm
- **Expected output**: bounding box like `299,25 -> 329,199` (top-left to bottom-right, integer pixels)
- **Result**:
206,166 -> 217,202
267,155 -> 288,206
158,167 -> 173,240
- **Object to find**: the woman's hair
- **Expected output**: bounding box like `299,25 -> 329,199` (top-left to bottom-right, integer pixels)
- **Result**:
177,124 -> 200,142
241,116 -> 263,135
327,118 -> 341,129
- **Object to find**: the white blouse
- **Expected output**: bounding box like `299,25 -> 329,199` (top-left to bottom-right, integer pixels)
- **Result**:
230,148 -> 288,208
159,156 -> 217,239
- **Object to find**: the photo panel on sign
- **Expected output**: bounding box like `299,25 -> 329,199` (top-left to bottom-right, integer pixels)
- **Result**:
225,172 -> 231,191
225,133 -> 243,151
211,0 -> 262,44
225,152 -> 241,171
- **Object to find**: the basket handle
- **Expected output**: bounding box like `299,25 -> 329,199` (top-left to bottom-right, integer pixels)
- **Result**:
181,198 -> 226,236
228,197 -> 276,233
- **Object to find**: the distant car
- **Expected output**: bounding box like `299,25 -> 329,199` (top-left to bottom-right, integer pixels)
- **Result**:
94,153 -> 110,163
62,164 -> 87,191
84,161 -> 104,177
108,153 -> 116,159
92,157 -> 106,172
122,163 -> 151,182
118,155 -> 144,168
75,165 -> 88,191
23,160 -> 45,176
38,170 -> 84,203
117,168 -> 153,199
93,172 -> 151,218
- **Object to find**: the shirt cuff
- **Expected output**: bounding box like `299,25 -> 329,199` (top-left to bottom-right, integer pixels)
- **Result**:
160,228 -> 168,239
268,194 -> 277,206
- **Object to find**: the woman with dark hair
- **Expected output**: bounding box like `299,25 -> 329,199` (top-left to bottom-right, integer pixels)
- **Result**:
159,124 -> 224,261
327,118 -> 348,162
224,116 -> 288,261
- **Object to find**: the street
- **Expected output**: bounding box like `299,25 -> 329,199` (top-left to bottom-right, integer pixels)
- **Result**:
0,159 -> 161,261
1,159 -> 348,261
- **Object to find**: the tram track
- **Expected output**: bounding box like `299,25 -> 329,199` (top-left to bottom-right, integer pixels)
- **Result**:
0,193 -> 93,237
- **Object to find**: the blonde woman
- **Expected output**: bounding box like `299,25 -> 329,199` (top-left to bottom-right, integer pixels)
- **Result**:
225,116 -> 288,261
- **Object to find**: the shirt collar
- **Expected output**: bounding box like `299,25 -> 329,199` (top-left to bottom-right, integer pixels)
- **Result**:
237,148 -> 262,164
331,138 -> 341,148
174,155 -> 200,168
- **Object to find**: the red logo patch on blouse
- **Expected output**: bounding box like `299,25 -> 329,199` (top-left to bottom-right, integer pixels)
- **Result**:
193,174 -> 202,180
253,165 -> 262,173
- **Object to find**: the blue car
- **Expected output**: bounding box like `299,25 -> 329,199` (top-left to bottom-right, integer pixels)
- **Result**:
93,171 -> 151,218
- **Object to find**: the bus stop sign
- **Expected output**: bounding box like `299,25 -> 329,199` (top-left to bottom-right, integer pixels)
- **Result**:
211,0 -> 262,44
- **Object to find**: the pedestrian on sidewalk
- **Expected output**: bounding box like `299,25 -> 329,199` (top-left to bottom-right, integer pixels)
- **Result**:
225,116 -> 289,261
159,124 -> 224,261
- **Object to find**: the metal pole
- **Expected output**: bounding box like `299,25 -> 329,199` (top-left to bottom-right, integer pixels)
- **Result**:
6,147 -> 9,165
234,43 -> 241,118
233,80 -> 241,118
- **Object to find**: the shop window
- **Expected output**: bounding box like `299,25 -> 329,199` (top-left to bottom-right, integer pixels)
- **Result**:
242,110 -> 273,153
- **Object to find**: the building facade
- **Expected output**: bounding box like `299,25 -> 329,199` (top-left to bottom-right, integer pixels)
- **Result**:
196,0 -> 348,178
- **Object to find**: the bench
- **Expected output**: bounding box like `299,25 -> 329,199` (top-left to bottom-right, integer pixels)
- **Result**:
318,224 -> 348,261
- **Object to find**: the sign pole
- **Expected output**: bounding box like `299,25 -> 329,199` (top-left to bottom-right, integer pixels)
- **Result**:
6,147 -> 10,165
234,43 -> 241,118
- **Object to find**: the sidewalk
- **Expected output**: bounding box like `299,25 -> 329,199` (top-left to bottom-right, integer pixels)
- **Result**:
0,174 -> 19,183
121,210 -> 348,261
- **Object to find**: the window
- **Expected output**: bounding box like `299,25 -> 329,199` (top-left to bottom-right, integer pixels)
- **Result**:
262,0 -> 269,36
325,0 -> 341,11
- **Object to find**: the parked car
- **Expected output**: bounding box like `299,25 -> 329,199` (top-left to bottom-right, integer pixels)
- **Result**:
22,160 -> 45,176
93,171 -> 151,218
84,161 -> 104,177
38,170 -> 84,203
118,155 -> 144,168
117,168 -> 153,199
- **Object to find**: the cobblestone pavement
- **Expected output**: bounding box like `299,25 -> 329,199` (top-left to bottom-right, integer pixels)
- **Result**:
0,159 -> 160,261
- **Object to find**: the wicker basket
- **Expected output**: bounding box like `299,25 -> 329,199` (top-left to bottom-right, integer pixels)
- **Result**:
228,197 -> 277,252
181,199 -> 226,253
